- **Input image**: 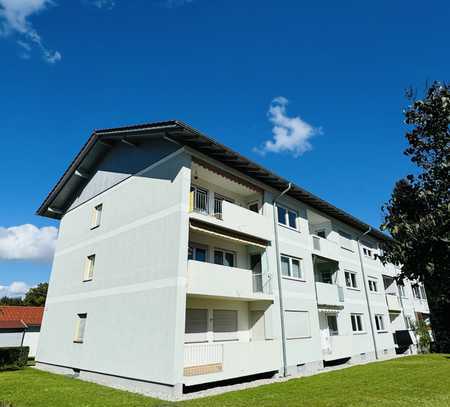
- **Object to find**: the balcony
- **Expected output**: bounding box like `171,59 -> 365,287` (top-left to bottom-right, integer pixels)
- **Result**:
385,293 -> 402,313
312,235 -> 340,262
316,282 -> 344,307
183,340 -> 281,385
322,335 -> 352,361
189,191 -> 272,242
187,260 -> 273,301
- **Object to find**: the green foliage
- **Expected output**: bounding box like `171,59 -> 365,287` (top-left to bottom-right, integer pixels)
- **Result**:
0,298 -> 23,306
381,81 -> 450,352
0,347 -> 29,371
23,283 -> 48,307
0,283 -> 48,307
411,319 -> 432,353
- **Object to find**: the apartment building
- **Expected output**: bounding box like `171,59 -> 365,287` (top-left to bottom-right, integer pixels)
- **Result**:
36,120 -> 430,399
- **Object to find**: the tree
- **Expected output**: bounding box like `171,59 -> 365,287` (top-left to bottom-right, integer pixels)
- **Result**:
23,283 -> 48,307
0,297 -> 24,306
381,81 -> 450,352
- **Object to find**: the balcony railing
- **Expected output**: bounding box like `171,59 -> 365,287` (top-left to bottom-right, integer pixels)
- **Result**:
187,260 -> 273,299
311,235 -> 340,261
183,340 -> 281,385
189,191 -> 272,241
316,282 -> 345,307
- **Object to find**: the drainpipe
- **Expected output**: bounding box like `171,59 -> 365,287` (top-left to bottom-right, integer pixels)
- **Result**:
272,182 -> 292,377
356,227 -> 379,360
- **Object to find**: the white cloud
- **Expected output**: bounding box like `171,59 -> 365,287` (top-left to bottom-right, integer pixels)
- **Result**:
254,97 -> 321,158
0,281 -> 30,298
0,224 -> 58,263
0,0 -> 61,63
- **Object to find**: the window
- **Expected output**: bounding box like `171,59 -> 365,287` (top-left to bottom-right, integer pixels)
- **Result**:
277,205 -> 298,230
362,247 -> 373,258
83,254 -> 95,281
338,230 -> 354,251
285,310 -> 311,339
398,284 -> 406,298
318,267 -> 334,284
188,243 -> 208,262
412,285 -> 421,299
375,314 -> 385,332
185,309 -> 208,343
74,313 -> 87,343
368,278 -> 378,292
213,310 -> 238,341
327,314 -> 338,336
420,286 -> 427,300
345,270 -> 358,289
280,255 -> 302,279
91,203 -> 103,229
351,313 -> 364,333
214,249 -> 235,268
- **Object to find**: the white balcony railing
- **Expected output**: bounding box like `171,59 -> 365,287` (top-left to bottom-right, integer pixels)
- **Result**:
184,340 -> 281,385
316,282 -> 344,307
385,293 -> 402,312
187,260 -> 273,300
322,335 -> 352,361
189,191 -> 272,241
312,235 -> 340,261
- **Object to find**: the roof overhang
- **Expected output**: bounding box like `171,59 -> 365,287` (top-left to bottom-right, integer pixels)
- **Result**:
37,120 -> 391,242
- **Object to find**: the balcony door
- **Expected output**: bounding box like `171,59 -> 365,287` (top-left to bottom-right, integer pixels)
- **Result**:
250,254 -> 263,293
319,312 -> 339,353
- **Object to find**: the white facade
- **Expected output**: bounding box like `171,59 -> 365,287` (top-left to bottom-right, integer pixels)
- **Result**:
36,125 -> 430,399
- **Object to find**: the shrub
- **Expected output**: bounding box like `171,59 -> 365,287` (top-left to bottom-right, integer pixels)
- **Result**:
0,402 -> 15,407
0,347 -> 29,371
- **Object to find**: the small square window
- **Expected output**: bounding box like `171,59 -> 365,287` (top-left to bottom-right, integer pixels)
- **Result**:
84,255 -> 96,281
91,204 -> 103,229
280,255 -> 302,279
74,313 -> 87,343
368,278 -> 378,292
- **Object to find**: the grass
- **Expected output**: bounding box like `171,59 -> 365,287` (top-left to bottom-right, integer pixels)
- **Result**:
0,355 -> 449,407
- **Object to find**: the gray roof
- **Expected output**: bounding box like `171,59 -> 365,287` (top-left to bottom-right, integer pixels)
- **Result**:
37,120 -> 390,242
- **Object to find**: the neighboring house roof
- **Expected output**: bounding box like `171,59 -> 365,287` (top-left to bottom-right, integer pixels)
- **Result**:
0,320 -> 28,330
36,120 -> 390,242
0,306 -> 44,327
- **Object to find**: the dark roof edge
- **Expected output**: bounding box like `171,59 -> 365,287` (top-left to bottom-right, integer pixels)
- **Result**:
37,120 -> 390,242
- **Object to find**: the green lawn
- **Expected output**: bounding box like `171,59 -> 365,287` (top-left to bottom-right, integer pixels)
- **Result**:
0,355 -> 449,407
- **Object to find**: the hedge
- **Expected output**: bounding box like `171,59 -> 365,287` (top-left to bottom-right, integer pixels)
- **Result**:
0,347 -> 29,371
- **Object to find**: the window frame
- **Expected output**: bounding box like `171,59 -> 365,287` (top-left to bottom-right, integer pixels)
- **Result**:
280,254 -> 303,280
277,204 -> 298,231
344,270 -> 358,289
368,277 -> 379,293
375,314 -> 386,332
74,313 -> 87,343
188,242 -> 209,263
213,248 -> 236,268
326,314 -> 339,336
91,203 -> 103,229
351,313 -> 365,334
83,254 -> 96,282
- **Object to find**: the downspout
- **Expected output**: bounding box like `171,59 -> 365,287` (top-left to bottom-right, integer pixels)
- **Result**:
356,227 -> 379,360
272,182 -> 292,377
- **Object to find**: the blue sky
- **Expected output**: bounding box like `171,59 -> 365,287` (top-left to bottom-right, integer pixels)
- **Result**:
0,0 -> 449,296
